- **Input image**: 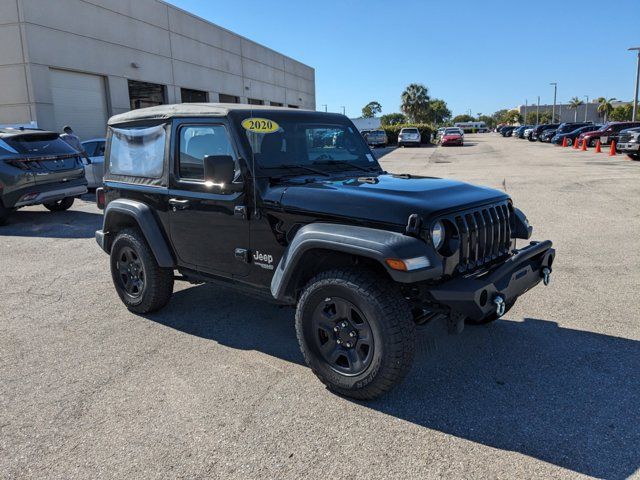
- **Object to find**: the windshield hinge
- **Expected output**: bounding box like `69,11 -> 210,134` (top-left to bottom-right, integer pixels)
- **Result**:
405,214 -> 423,237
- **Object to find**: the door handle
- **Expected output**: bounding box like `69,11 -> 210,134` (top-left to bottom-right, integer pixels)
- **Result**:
169,198 -> 190,211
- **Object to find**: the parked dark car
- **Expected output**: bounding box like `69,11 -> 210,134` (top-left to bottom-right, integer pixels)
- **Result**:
578,122 -> 640,147
616,127 -> 640,160
530,124 -> 560,142
500,126 -> 517,137
539,128 -> 558,143
550,123 -> 596,146
95,104 -> 555,400
514,125 -> 534,139
0,128 -> 87,225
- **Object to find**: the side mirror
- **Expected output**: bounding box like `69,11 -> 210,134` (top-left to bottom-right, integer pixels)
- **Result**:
203,155 -> 235,186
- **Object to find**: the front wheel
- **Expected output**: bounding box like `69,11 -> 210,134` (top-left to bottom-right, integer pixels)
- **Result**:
296,268 -> 415,400
110,228 -> 174,313
43,197 -> 74,212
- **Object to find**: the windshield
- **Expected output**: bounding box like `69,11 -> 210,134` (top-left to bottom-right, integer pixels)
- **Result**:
402,128 -> 418,134
444,129 -> 459,135
232,112 -> 380,176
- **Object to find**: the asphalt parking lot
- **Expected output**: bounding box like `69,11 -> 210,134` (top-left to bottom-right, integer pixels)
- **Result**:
1,134 -> 639,479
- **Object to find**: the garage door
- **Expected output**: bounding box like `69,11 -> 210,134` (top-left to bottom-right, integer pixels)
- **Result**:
50,69 -> 108,140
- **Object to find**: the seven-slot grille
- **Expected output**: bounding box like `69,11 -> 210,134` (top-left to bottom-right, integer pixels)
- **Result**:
452,203 -> 512,273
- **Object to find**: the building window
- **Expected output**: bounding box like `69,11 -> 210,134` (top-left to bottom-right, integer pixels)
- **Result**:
248,98 -> 264,105
219,94 -> 239,103
288,105 -> 299,109
181,88 -> 208,103
270,101 -> 283,107
128,80 -> 166,110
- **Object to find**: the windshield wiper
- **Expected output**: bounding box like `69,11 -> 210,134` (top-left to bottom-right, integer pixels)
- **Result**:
312,159 -> 378,173
262,163 -> 330,177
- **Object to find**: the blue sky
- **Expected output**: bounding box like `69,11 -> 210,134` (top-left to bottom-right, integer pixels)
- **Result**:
166,0 -> 640,118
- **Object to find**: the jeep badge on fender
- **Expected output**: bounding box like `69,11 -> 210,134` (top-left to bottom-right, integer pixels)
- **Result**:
95,103 -> 555,400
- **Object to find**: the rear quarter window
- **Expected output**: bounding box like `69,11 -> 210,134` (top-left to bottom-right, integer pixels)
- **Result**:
108,125 -> 166,178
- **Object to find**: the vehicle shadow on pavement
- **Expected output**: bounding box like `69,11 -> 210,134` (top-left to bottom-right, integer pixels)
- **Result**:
0,210 -> 102,239
148,286 -> 639,478
371,318 -> 640,479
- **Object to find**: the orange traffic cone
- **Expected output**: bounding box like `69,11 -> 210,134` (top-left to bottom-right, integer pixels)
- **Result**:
609,140 -> 616,156
581,138 -> 587,151
595,140 -> 602,153
562,137 -> 568,147
573,137 -> 580,149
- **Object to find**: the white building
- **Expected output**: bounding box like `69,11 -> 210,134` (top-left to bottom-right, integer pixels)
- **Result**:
0,0 -> 316,139
350,117 -> 381,131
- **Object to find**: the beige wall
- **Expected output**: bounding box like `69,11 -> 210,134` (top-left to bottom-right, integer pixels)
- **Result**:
0,0 -> 315,137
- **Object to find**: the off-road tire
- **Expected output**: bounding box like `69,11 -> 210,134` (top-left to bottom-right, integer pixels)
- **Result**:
295,268 -> 415,400
43,197 -> 74,212
110,228 -> 174,314
0,200 -> 10,226
465,298 -> 516,325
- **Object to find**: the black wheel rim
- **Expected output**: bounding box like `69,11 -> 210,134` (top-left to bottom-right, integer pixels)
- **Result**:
311,296 -> 374,376
115,246 -> 145,298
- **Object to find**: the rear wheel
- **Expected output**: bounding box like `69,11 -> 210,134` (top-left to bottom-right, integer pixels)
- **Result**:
43,197 -> 74,212
110,228 -> 174,313
296,268 -> 415,400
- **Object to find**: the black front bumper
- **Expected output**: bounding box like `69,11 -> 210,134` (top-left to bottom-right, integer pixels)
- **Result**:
428,240 -> 555,321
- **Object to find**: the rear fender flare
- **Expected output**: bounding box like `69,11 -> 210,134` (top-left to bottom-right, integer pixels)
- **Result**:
101,199 -> 175,267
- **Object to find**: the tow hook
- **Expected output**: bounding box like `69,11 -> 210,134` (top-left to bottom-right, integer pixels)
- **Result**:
493,295 -> 506,317
542,267 -> 551,286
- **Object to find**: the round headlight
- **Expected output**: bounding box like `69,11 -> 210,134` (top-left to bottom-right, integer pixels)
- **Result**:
431,221 -> 445,250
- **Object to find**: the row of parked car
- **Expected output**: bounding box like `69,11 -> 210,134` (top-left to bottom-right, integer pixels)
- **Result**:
497,121 -> 640,159
361,128 -> 422,148
0,127 -> 106,225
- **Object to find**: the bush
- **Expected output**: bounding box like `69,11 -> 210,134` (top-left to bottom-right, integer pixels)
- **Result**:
380,123 -> 434,145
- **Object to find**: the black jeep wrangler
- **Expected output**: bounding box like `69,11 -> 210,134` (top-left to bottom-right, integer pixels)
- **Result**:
96,104 -> 555,399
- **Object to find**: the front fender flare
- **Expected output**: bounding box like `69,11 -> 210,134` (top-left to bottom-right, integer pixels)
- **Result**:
270,223 -> 442,302
97,199 -> 175,268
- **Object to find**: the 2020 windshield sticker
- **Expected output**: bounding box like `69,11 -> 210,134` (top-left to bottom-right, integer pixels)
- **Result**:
241,118 -> 280,134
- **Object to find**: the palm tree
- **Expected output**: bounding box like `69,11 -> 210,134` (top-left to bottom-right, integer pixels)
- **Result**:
568,97 -> 584,122
597,97 -> 616,123
400,84 -> 430,123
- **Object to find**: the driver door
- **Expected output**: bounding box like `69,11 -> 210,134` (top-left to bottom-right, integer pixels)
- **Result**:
169,121 -> 249,277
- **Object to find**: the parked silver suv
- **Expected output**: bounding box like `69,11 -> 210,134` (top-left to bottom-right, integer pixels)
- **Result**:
398,127 -> 421,147
617,127 -> 640,160
365,130 -> 388,148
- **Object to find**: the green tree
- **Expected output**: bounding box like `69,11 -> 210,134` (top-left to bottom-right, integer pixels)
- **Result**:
503,109 -> 522,125
361,101 -> 382,118
492,109 -> 509,125
478,115 -> 496,129
428,98 -> 451,125
452,114 -> 475,123
400,83 -> 430,123
597,97 -> 616,123
380,113 -> 406,126
568,97 -> 584,122
609,104 -> 632,121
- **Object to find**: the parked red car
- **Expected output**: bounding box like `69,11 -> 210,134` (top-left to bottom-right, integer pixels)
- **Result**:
578,121 -> 640,147
440,128 -> 464,146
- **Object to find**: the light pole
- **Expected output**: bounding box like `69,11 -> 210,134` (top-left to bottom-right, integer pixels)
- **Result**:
536,96 -> 540,125
550,82 -> 557,122
583,95 -> 589,122
629,47 -> 640,121
524,100 -> 527,125
322,104 -> 327,112
340,106 -> 346,116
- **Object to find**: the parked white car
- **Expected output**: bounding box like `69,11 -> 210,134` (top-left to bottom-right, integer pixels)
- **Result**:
398,128 -> 421,147
81,138 -> 106,188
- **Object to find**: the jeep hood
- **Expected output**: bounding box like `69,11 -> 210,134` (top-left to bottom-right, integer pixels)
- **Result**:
275,174 -> 509,226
